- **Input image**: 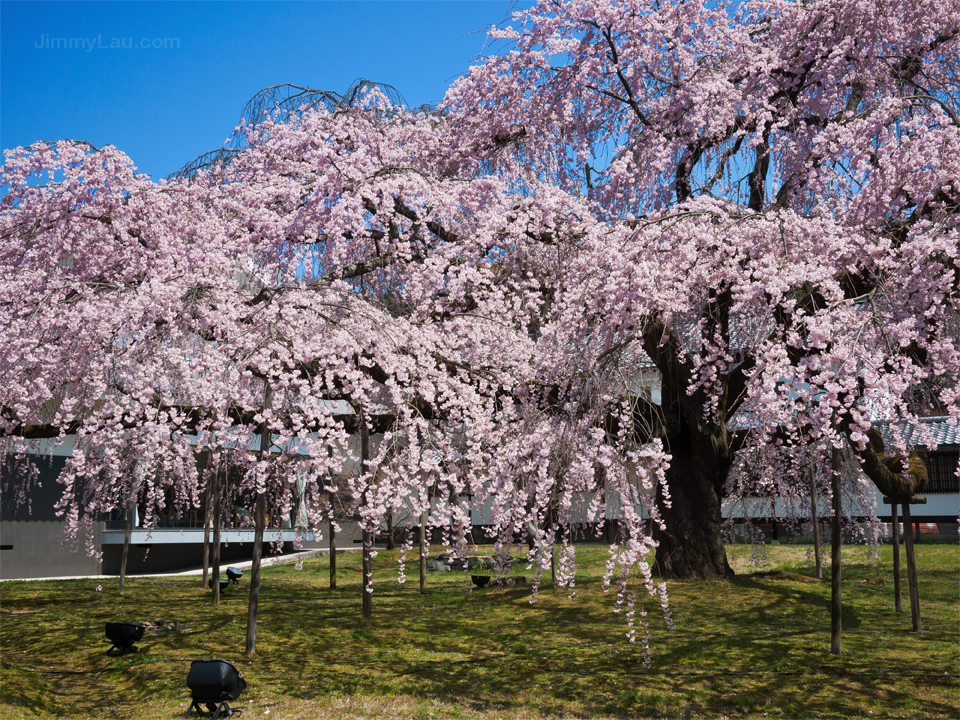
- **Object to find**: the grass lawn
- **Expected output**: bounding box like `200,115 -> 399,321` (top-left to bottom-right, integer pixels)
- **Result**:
1,542 -> 957,719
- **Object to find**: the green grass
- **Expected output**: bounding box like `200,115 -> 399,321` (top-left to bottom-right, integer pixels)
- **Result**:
1,543 -> 958,719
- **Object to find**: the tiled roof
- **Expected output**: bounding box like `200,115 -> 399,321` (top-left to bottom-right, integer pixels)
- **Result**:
619,314 -> 769,370
882,416 -> 959,450
900,416 -> 960,449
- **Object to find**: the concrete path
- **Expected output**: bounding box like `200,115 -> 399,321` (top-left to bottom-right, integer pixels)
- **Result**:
0,547 -> 360,582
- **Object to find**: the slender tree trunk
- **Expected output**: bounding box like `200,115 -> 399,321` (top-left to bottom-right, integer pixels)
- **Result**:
830,447 -> 842,656
902,502 -> 922,632
360,412 -> 373,620
550,507 -> 558,585
326,450 -> 337,589
245,381 -> 273,656
245,492 -> 266,656
891,502 -> 902,614
653,426 -> 733,579
119,498 -> 134,593
362,529 -> 373,619
328,510 -> 337,590
419,509 -> 427,594
212,461 -> 222,607
809,464 -> 822,580
202,485 -> 212,588
386,512 -> 395,550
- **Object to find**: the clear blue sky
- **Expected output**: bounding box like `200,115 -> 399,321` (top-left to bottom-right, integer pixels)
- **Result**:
1,1 -> 522,180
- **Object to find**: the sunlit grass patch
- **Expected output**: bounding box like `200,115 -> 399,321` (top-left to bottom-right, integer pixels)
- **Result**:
1,543 -> 957,718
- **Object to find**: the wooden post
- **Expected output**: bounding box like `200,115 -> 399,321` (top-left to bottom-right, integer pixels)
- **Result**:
201,483 -> 212,589
328,502 -> 337,590
809,463 -> 822,579
325,447 -> 337,589
119,498 -> 134,593
246,381 -> 273,656
550,507 -> 558,585
245,492 -> 266,656
362,528 -> 373,620
419,509 -> 427,594
830,446 -> 842,656
212,461 -> 222,607
902,501 -> 922,632
360,409 -> 373,620
386,512 -> 395,550
891,501 -> 902,614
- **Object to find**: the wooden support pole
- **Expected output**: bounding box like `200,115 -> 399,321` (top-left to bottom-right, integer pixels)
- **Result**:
550,507 -> 558,585
212,461 -> 221,607
419,509 -> 427,594
809,463 -> 822,579
360,408 -> 373,620
830,446 -> 842,656
246,381 -> 273,656
883,496 -> 926,620
326,447 -> 337,589
328,503 -> 337,590
386,512 -> 395,550
902,502 -> 923,632
245,492 -> 266,656
891,502 -> 902,614
202,482 -> 212,589
362,528 -> 373,620
119,498 -> 134,594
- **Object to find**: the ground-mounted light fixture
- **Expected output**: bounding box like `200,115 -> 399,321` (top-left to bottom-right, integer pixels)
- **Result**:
104,622 -> 145,655
226,567 -> 243,584
185,658 -> 246,718
208,578 -> 230,592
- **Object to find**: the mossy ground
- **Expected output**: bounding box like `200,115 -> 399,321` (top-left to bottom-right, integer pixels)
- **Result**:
1,543 -> 957,719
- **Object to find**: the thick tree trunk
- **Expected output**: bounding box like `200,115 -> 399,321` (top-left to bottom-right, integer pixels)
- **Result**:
652,427 -> 733,579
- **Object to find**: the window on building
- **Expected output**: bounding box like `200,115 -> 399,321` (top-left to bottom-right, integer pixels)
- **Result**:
926,450 -> 960,493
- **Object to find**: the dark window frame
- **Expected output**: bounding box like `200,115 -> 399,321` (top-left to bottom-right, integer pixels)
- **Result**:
926,450 -> 960,494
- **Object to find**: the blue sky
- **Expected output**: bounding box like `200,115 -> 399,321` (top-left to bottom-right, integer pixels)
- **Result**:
1,1 -> 522,180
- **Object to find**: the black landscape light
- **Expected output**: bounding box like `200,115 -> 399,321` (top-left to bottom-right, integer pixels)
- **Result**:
471,575 -> 491,588
186,658 -> 246,718
104,622 -> 145,655
226,567 -> 243,584
209,578 -> 230,592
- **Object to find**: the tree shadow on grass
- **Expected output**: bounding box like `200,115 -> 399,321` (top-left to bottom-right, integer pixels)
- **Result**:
3,550 -> 957,719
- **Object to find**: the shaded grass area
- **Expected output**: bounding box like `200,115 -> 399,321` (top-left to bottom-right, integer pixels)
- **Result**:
1,544 -> 957,719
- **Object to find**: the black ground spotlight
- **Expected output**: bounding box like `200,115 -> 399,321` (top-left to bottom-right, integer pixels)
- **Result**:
226,567 -> 243,584
185,659 -> 246,718
104,622 -> 145,655
208,578 -> 230,592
